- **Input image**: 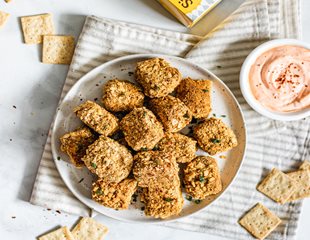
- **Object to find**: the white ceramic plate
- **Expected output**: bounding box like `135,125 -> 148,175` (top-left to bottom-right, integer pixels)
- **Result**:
51,54 -> 246,223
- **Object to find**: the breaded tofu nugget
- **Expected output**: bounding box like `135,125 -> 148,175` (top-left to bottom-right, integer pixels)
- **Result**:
102,79 -> 144,112
157,133 -> 197,163
184,156 -> 222,199
82,136 -> 133,182
175,77 -> 212,118
92,178 -> 137,210
120,107 -> 164,151
194,117 -> 238,155
74,100 -> 118,136
135,58 -> 181,98
142,185 -> 184,219
149,95 -> 192,132
60,127 -> 96,168
133,151 -> 179,188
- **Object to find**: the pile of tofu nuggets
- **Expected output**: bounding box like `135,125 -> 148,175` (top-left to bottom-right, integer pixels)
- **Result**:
60,58 -> 238,219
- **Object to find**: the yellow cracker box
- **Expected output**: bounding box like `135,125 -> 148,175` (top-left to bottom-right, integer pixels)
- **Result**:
158,0 -> 222,27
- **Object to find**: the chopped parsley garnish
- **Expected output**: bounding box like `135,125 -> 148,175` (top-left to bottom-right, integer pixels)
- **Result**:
221,115 -> 226,117
152,145 -> 159,151
186,195 -> 192,201
164,198 -> 173,202
141,147 -> 148,151
211,138 -> 221,144
143,111 -> 147,117
95,189 -> 103,195
194,199 -> 202,204
91,162 -> 97,168
202,89 -> 209,93
199,175 -> 205,182
190,118 -> 198,124
57,156 -> 61,160
212,113 -> 216,117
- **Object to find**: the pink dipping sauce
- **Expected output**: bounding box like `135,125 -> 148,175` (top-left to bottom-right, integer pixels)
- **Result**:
249,45 -> 310,112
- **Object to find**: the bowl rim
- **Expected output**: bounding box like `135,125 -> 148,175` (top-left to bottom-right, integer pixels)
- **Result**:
239,38 -> 310,121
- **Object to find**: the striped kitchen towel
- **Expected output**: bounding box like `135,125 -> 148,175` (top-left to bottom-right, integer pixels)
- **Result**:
30,0 -> 309,239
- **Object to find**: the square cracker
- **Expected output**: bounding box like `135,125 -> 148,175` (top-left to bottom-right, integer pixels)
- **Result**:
39,226 -> 74,240
42,35 -> 75,64
21,14 -> 54,44
300,160 -> 310,171
72,217 -> 108,240
0,11 -> 10,29
257,168 -> 297,204
239,203 -> 281,240
286,169 -> 310,202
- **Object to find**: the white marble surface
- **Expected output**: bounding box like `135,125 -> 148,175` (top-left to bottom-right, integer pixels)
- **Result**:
0,0 -> 309,239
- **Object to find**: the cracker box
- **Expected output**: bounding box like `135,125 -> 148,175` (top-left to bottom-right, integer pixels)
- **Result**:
157,0 -> 222,27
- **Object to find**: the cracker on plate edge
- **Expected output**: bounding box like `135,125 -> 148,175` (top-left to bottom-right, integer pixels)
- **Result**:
238,203 -> 281,240
42,35 -> 75,65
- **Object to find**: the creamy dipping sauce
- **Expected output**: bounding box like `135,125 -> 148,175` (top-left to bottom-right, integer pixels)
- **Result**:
249,45 -> 310,112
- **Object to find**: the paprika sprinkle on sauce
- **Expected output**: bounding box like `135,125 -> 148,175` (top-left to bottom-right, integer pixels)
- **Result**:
249,45 -> 310,112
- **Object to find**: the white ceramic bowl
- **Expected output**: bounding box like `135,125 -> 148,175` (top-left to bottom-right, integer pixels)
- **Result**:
240,39 -> 310,121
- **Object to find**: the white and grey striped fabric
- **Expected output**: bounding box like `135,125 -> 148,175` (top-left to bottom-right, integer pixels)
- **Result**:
30,0 -> 309,239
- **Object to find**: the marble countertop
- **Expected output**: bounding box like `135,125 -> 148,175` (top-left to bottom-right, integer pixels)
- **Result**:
0,0 -> 309,239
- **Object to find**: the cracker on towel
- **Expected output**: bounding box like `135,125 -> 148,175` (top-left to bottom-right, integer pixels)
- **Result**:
257,168 -> 296,204
239,203 -> 281,240
300,160 -> 310,171
42,35 -> 75,64
38,226 -> 74,240
20,14 -> 54,44
0,11 -> 10,29
72,217 -> 109,240
286,169 -> 310,202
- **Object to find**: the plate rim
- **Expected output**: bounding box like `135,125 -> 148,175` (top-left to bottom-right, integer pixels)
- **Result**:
51,53 -> 247,223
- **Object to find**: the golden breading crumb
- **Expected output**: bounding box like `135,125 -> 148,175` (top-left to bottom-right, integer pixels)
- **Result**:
142,185 -> 184,219
60,127 -> 96,168
149,95 -> 192,132
133,151 -> 179,188
176,77 -> 212,118
92,178 -> 137,210
194,117 -> 238,155
82,136 -> 133,183
102,79 -> 144,112
74,100 -> 118,136
135,58 -> 182,98
157,133 -> 197,163
183,156 -> 222,199
120,107 -> 164,151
